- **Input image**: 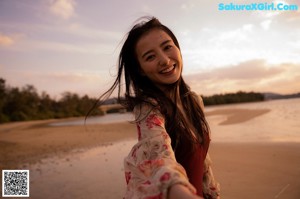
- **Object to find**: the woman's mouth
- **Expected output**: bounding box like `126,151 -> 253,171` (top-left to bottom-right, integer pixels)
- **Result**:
160,64 -> 176,74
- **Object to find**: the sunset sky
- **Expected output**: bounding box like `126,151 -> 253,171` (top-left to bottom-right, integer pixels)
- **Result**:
1,0 -> 300,98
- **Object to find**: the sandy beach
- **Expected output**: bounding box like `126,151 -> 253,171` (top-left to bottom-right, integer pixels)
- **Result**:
1,99 -> 300,199
0,119 -> 136,170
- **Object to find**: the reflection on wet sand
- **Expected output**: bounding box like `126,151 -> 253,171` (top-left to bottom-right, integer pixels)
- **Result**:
30,140 -> 135,199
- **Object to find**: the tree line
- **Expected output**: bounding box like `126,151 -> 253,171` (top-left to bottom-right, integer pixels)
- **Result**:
202,91 -> 264,105
0,77 -> 265,123
0,78 -> 100,123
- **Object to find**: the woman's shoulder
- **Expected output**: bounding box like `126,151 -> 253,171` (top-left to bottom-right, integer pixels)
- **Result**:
133,98 -> 158,111
133,98 -> 163,122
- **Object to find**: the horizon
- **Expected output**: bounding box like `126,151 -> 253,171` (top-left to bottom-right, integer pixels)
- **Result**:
2,75 -> 298,100
1,0 -> 300,98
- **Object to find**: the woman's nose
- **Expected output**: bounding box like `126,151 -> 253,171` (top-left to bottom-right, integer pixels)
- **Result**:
158,52 -> 170,66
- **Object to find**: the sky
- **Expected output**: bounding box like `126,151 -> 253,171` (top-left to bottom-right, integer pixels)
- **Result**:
0,0 -> 300,98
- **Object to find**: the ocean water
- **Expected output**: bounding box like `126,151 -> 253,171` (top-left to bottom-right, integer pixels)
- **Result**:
49,112 -> 134,126
206,98 -> 300,143
49,98 -> 300,142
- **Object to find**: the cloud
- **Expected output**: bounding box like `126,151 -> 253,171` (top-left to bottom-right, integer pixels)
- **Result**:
180,2 -> 195,11
279,8 -> 300,22
0,20 -> 122,54
288,39 -> 300,49
260,19 -> 272,30
208,24 -> 254,45
2,69 -> 106,98
26,40 -> 111,54
285,10 -> 300,22
185,59 -> 300,95
216,60 -> 283,79
50,0 -> 76,19
66,23 -> 122,41
0,33 -> 15,46
3,36 -> 115,55
253,0 -> 300,23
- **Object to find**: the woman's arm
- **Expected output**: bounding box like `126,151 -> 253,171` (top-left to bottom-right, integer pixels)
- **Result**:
124,103 -> 196,199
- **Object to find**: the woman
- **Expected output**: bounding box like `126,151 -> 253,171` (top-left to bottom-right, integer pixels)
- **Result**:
98,17 -> 220,199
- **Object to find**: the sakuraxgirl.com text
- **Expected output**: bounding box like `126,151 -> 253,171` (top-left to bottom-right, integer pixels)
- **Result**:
218,2 -> 298,11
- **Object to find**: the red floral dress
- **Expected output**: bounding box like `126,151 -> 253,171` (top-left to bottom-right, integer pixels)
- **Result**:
123,98 -> 220,199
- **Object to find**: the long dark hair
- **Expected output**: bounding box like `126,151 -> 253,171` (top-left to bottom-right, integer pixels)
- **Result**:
90,16 -> 210,153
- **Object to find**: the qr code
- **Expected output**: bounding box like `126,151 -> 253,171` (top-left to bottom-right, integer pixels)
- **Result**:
2,170 -> 29,197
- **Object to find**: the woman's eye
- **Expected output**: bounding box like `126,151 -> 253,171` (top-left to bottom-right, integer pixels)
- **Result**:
146,55 -> 155,61
164,45 -> 172,50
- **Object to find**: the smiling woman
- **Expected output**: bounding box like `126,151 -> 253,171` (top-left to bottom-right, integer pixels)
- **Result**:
91,17 -> 220,199
135,29 -> 182,90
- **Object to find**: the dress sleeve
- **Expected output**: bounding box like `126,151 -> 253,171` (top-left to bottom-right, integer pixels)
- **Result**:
123,103 -> 196,199
196,94 -> 221,199
202,153 -> 220,199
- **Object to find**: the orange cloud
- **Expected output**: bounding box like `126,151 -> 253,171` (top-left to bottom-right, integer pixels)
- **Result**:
280,7 -> 300,22
0,33 -> 14,46
185,60 -> 300,95
50,0 -> 76,19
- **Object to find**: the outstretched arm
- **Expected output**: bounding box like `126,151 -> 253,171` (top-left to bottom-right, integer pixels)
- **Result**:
124,103 -> 197,199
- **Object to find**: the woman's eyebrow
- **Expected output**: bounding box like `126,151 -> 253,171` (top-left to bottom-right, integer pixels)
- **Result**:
141,50 -> 153,59
160,40 -> 172,47
141,40 -> 172,59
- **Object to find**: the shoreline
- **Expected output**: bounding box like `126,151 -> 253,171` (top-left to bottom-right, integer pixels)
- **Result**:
0,104 -> 297,169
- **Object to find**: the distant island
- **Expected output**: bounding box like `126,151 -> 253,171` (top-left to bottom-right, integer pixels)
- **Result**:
201,91 -> 300,106
0,77 -> 299,123
201,91 -> 264,106
263,92 -> 300,100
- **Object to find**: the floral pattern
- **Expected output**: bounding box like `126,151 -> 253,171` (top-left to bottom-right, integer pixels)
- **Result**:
123,98 -> 220,199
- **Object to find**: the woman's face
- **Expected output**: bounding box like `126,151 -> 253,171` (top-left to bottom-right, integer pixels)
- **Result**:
135,29 -> 182,90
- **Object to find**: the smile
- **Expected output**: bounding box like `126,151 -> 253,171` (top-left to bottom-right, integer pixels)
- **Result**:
160,64 -> 176,74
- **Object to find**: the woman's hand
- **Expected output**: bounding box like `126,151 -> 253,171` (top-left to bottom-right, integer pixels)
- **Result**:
168,184 -> 203,199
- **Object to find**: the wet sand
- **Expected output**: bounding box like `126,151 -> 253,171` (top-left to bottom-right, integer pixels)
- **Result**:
210,142 -> 300,199
0,119 -> 136,170
1,104 -> 300,199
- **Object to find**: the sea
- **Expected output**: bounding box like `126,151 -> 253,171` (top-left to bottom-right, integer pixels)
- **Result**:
50,98 -> 300,143
205,98 -> 300,143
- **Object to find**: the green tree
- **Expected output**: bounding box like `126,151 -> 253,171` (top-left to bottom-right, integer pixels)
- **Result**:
0,78 -> 9,122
